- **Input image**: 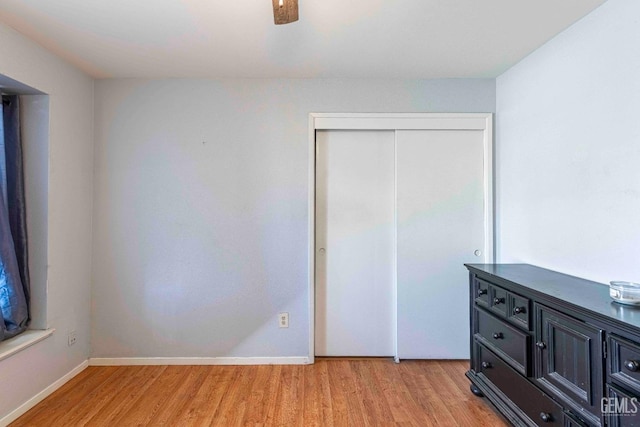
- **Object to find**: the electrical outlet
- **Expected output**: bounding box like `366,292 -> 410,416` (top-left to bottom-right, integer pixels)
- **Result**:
279,312 -> 289,328
68,331 -> 77,347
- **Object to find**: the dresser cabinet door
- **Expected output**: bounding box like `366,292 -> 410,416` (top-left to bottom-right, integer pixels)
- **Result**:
535,304 -> 604,426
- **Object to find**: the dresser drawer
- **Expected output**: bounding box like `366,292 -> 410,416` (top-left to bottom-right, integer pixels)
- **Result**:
490,285 -> 509,317
475,308 -> 530,376
477,344 -> 563,426
610,335 -> 640,396
508,292 -> 531,330
474,278 -> 491,307
564,411 -> 591,427
473,275 -> 532,330
606,384 -> 640,427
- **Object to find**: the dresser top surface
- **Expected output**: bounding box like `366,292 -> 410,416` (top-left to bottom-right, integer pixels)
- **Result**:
466,263 -> 640,330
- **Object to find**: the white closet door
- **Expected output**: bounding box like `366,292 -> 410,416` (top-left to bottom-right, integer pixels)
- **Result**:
315,130 -> 395,356
396,130 -> 486,359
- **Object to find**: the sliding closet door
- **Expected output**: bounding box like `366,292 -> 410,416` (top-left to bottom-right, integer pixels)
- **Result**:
396,130 -> 486,359
315,130 -> 395,356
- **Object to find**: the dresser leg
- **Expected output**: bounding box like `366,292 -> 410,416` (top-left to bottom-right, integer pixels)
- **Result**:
470,383 -> 484,397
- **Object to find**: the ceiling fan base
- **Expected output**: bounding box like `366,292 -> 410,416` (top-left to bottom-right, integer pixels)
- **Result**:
272,0 -> 299,25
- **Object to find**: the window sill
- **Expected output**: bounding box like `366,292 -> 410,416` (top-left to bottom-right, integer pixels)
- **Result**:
0,329 -> 55,362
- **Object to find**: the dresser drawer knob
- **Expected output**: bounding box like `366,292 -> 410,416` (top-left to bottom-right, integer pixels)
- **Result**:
478,289 -> 487,296
481,361 -> 492,369
492,332 -> 503,339
624,359 -> 640,372
536,341 -> 546,349
513,306 -> 525,314
539,412 -> 552,422
493,297 -> 504,305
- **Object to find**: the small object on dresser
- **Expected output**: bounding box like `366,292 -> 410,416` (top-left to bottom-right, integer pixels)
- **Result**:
610,281 -> 640,305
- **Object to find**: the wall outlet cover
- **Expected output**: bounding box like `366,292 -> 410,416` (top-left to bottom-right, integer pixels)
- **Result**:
68,330 -> 77,346
279,313 -> 289,328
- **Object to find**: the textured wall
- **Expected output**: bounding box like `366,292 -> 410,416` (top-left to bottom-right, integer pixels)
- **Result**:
91,78 -> 495,358
0,23 -> 94,421
496,0 -> 639,284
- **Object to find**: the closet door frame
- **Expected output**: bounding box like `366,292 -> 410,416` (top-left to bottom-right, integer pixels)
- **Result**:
307,113 -> 494,363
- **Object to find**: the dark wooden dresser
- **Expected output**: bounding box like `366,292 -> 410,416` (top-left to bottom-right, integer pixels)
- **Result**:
466,264 -> 640,427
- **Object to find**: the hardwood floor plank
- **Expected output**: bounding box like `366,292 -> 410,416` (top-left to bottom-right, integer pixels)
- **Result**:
82,365 -> 164,426
49,366 -> 139,427
157,366 -> 210,426
179,366 -> 237,427
436,361 -> 508,427
350,359 -> 395,425
330,359 -> 369,426
144,365 -> 208,426
322,360 -> 351,426
378,361 -> 434,426
10,366 -> 120,426
423,361 -> 467,402
10,360 -> 505,426
112,365 -> 187,426
209,366 -> 248,426
258,365 -> 282,426
272,364 -> 304,427
241,365 -> 272,425
306,359 -> 333,427
399,361 -> 458,426
300,363 -> 321,427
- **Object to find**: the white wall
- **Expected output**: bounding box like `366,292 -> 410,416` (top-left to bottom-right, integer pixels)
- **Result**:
496,0 -> 639,284
0,23 -> 94,421
92,78 -> 495,358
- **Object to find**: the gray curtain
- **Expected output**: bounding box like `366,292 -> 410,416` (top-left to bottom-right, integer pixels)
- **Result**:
0,95 -> 30,341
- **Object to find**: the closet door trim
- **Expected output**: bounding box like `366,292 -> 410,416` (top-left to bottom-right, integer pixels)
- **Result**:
307,113 -> 494,364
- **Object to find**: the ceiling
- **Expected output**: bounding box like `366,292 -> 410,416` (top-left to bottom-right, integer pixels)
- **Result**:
0,0 -> 606,79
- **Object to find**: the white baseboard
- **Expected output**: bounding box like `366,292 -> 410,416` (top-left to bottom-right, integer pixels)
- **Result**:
89,356 -> 311,366
0,360 -> 88,427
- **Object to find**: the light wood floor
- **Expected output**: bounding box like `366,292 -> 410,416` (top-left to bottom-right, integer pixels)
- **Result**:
11,359 -> 506,426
